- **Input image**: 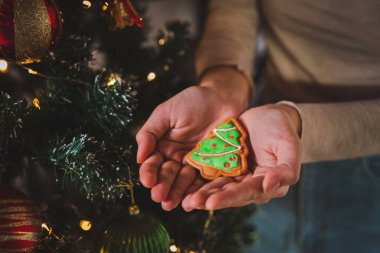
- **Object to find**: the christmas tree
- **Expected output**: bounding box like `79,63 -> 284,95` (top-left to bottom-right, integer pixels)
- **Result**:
0,0 -> 256,252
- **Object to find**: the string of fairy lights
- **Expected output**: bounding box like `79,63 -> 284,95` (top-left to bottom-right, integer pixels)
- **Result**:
0,57 -> 212,252
0,58 -> 157,84
0,2 -> 210,252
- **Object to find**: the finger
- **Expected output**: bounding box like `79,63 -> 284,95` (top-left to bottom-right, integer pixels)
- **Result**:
253,185 -> 290,204
157,142 -> 189,163
139,152 -> 164,188
205,176 -> 264,210
161,165 -> 197,211
151,161 -> 180,203
272,185 -> 290,199
136,105 -> 170,163
183,177 -> 234,211
181,177 -> 208,212
262,163 -> 300,193
184,176 -> 207,195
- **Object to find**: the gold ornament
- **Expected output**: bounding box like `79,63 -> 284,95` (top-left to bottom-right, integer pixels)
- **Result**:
0,0 -> 63,63
128,203 -> 140,216
105,0 -> 143,30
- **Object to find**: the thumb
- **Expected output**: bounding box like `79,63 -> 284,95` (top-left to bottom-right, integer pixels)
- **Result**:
262,136 -> 302,192
136,104 -> 170,163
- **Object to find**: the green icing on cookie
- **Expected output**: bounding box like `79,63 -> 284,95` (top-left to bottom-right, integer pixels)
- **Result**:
191,152 -> 239,171
189,120 -> 243,171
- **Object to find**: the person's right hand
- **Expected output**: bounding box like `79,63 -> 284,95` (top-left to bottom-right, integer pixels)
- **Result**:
136,67 -> 251,211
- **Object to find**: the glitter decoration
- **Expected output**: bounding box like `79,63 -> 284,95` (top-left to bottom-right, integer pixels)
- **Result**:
0,186 -> 42,252
0,0 -> 63,63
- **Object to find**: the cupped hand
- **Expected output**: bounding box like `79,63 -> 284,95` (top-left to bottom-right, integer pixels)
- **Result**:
136,67 -> 250,211
182,104 -> 302,211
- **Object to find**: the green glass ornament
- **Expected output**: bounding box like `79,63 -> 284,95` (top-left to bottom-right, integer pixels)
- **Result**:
99,205 -> 170,253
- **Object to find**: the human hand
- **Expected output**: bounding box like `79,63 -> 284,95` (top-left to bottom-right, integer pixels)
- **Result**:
182,104 -> 302,211
136,67 -> 251,211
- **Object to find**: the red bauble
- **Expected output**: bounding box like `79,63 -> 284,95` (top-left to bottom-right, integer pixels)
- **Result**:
0,0 -> 62,63
0,186 -> 42,252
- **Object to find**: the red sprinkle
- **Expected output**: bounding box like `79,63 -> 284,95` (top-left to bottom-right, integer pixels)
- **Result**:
229,135 -> 235,139
225,162 -> 230,168
224,144 -> 229,148
212,143 -> 216,148
202,157 -> 206,160
230,156 -> 236,161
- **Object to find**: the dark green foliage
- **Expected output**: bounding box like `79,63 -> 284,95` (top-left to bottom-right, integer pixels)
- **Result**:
0,92 -> 32,155
48,134 -> 133,201
0,1 -> 256,252
82,77 -> 136,137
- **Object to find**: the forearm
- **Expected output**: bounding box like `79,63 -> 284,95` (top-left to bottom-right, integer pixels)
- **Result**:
196,0 -> 259,85
294,99 -> 380,163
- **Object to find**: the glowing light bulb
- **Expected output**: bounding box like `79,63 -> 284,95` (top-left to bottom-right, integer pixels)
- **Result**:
147,72 -> 156,82
102,2 -> 109,11
27,68 -> 38,75
0,59 -> 8,73
33,98 -> 41,110
158,38 -> 166,46
79,220 -> 92,231
83,0 -> 92,8
169,244 -> 178,252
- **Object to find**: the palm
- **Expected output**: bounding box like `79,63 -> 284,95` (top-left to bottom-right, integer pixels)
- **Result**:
181,106 -> 301,211
137,86 -> 244,210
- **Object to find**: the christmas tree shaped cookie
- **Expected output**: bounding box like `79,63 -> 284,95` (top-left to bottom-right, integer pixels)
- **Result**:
186,117 -> 249,180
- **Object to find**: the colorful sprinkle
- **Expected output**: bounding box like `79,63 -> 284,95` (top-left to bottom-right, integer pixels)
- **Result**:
225,162 -> 230,168
230,156 -> 236,161
212,143 -> 216,148
202,157 -> 206,160
229,135 -> 235,139
224,144 -> 229,148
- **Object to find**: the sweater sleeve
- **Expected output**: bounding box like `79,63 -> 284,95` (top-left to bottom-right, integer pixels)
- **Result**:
195,0 -> 259,83
295,99 -> 380,163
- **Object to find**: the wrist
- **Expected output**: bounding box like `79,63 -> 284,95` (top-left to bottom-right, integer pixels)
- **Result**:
199,66 -> 251,110
276,104 -> 302,137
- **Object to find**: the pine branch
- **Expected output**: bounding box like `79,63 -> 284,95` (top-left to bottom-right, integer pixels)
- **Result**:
47,134 -> 135,201
0,92 -> 33,156
81,74 -> 137,137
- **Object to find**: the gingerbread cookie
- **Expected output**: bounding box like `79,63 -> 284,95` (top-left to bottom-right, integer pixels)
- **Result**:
185,117 -> 249,180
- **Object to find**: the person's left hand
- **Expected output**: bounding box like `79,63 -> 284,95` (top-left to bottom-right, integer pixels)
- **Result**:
182,104 -> 303,211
